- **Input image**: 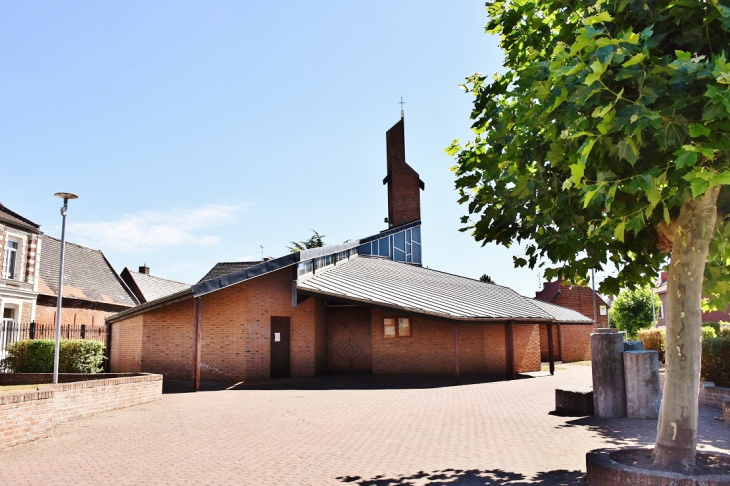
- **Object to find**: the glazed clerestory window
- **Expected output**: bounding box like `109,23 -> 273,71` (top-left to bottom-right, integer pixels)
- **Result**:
383,317 -> 411,338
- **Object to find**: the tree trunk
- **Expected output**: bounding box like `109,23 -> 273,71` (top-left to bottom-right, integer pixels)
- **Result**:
653,186 -> 720,471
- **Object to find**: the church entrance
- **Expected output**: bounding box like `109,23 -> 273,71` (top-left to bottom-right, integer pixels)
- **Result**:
326,307 -> 372,374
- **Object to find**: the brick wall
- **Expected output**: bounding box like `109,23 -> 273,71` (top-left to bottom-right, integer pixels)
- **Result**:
110,314 -> 143,373
141,298 -> 195,381
484,325 -> 507,374
385,118 -> 422,227
36,296 -> 128,328
0,373 -> 162,449
513,324 -> 541,373
539,323 -> 561,361
559,324 -> 593,362
554,287 -> 608,328
110,267 -> 323,382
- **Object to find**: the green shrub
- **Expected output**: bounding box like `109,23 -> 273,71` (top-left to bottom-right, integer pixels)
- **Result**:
720,324 -> 730,338
701,336 -> 730,388
702,326 -> 717,340
703,321 -> 721,336
608,287 -> 661,339
638,328 -> 666,363
1,339 -> 105,374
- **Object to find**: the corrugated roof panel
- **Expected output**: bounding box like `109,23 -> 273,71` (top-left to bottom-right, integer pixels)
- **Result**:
297,256 -> 553,321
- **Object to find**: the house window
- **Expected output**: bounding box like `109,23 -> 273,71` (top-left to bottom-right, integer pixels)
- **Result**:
599,305 -> 607,316
2,238 -> 19,280
383,317 -> 411,338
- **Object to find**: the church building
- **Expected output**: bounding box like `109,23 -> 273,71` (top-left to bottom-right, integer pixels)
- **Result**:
107,116 -> 593,387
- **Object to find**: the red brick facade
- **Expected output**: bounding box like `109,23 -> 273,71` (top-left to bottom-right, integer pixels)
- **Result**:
34,295 -> 126,329
535,280 -> 608,328
539,323 -> 561,361
110,269 -> 548,381
558,324 -> 593,362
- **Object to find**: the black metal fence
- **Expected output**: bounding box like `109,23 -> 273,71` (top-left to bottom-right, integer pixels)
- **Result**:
0,320 -> 108,367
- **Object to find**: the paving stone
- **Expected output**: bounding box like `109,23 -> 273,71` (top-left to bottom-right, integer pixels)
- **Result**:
0,364 -> 727,485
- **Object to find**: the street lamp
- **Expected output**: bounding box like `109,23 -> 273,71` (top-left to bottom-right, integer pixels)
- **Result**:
52,192 -> 78,384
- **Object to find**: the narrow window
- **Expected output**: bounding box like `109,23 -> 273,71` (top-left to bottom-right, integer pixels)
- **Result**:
3,239 -> 19,280
383,318 -> 396,338
398,318 -> 411,337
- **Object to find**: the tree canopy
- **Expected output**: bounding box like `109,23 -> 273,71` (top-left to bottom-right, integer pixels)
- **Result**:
609,286 -> 661,338
449,0 -> 730,470
288,230 -> 326,253
448,0 -> 730,305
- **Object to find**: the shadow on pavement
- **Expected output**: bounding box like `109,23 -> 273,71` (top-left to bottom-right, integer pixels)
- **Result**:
553,406 -> 729,451
161,372 -> 546,393
336,468 -> 585,485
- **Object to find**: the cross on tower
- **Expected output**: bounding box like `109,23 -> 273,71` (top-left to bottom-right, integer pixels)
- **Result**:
399,97 -> 405,118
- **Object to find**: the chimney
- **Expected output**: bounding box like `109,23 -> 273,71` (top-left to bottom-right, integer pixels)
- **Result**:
139,264 -> 150,275
382,116 -> 424,228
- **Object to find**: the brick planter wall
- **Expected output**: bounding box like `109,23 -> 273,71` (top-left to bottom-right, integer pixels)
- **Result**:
0,373 -> 162,449
659,373 -> 730,410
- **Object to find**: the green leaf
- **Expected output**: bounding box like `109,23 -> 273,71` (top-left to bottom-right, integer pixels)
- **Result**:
663,205 -> 671,225
583,11 -> 613,25
675,50 -> 691,61
617,137 -> 638,165
675,150 -> 698,169
583,186 -> 601,208
646,179 -> 661,209
591,103 -> 614,118
569,162 -> 586,184
614,219 -> 626,242
688,123 -> 711,137
622,53 -> 644,67
711,171 -> 730,187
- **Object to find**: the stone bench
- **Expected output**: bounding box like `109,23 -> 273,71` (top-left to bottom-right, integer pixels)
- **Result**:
555,386 -> 594,416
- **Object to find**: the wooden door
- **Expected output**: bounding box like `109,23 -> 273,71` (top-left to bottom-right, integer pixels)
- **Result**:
270,317 -> 291,378
326,307 -> 372,374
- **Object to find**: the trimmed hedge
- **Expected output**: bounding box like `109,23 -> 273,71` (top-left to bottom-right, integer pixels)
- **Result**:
1,339 -> 105,374
637,328 -> 666,363
703,321 -> 722,336
701,325 -> 717,340
702,336 -> 730,388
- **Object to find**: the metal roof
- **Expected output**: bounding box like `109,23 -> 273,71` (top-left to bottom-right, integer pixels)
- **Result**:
39,236 -> 138,307
530,299 -> 594,324
297,255 -> 557,321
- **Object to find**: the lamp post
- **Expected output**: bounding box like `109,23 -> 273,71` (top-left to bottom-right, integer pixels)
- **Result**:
53,192 -> 78,384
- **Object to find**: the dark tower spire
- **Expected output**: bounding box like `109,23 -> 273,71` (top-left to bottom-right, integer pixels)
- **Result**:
382,114 -> 424,228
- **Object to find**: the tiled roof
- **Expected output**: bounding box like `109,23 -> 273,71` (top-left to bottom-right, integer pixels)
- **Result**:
198,261 -> 263,284
38,235 -> 138,307
530,299 -> 594,324
121,268 -> 190,304
297,255 -> 555,321
535,280 -> 561,303
0,203 -> 41,234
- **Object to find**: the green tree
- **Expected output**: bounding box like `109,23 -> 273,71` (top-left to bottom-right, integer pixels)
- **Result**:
609,287 -> 661,339
448,0 -> 730,470
287,230 -> 326,253
479,274 -> 496,284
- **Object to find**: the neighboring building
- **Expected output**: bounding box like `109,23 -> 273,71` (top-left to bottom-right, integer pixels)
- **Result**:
108,116 -> 594,385
655,271 -> 730,327
0,203 -> 42,335
36,235 -> 139,329
198,261 -> 262,284
534,278 -> 608,362
120,265 -> 190,304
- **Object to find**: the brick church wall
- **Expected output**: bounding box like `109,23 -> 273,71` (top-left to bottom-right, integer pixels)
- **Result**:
559,324 -> 593,362
539,323 -> 561,361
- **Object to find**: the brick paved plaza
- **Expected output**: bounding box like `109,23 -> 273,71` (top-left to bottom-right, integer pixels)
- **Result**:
1,364 -> 728,485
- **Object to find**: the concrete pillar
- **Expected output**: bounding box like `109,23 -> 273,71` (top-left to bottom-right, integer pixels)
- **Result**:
623,341 -> 643,352
623,350 -> 661,419
591,332 -> 626,418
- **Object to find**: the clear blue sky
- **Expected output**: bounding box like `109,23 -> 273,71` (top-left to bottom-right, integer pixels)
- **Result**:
1,1 -> 608,296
